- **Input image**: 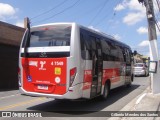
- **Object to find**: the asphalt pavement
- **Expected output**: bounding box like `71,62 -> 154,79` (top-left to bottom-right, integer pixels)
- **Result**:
108,87 -> 160,120
0,76 -> 158,120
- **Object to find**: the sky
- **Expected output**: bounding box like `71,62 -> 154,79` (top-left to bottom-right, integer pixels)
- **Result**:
0,0 -> 160,57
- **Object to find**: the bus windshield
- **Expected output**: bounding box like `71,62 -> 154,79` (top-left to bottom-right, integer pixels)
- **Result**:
22,25 -> 71,47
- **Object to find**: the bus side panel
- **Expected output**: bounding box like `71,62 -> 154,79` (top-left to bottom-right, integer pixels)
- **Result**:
21,57 -> 67,95
82,60 -> 92,99
102,61 -> 126,91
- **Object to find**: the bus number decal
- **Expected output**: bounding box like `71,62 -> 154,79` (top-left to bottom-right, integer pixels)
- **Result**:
51,61 -> 64,66
55,61 -> 64,66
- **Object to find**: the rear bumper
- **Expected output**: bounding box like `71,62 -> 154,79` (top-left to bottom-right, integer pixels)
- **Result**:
19,83 -> 83,99
134,71 -> 145,76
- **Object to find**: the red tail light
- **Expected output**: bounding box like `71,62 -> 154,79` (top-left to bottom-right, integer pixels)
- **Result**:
70,67 -> 77,87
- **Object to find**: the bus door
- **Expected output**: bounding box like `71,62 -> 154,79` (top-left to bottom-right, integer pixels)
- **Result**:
125,49 -> 132,83
90,37 -> 103,98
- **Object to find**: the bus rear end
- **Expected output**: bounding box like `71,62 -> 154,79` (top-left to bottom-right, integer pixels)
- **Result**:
19,23 -> 82,99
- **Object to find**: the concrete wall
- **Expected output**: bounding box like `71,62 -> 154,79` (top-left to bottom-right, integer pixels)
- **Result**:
0,21 -> 25,90
0,21 -> 24,46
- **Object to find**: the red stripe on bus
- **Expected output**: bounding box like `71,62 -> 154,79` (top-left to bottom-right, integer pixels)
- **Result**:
83,68 -> 121,90
83,70 -> 92,90
103,68 -> 120,84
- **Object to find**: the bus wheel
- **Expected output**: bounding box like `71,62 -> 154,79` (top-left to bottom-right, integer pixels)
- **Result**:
127,75 -> 133,87
102,82 -> 110,99
126,82 -> 131,87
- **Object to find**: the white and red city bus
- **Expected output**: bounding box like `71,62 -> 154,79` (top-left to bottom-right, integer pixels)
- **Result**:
19,23 -> 134,100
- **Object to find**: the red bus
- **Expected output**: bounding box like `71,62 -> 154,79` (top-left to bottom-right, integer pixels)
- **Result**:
19,23 -> 134,100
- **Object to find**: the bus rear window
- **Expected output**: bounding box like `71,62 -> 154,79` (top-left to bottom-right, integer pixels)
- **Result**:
23,25 -> 71,47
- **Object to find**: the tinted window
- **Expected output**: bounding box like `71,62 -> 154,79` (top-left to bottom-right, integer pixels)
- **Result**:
126,49 -> 131,64
90,36 -> 96,50
116,45 -> 124,62
80,29 -> 92,60
110,43 -> 118,61
80,28 -> 130,62
101,40 -> 111,61
23,25 -> 71,47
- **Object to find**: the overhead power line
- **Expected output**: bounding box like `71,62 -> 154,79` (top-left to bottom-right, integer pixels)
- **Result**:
156,0 -> 160,12
32,0 -> 81,25
88,0 -> 110,25
155,18 -> 160,32
73,1 -> 108,22
94,0 -> 122,27
31,0 -> 69,20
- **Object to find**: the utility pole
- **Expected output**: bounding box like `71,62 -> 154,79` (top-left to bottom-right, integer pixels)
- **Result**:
138,0 -> 160,94
24,17 -> 30,29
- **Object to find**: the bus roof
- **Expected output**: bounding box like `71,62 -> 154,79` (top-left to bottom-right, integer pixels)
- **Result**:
31,22 -> 131,50
32,22 -> 73,28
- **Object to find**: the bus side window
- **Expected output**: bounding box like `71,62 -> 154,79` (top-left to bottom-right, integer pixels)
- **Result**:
90,36 -> 96,51
96,38 -> 102,59
80,32 -> 92,60
109,42 -> 117,61
125,49 -> 131,64
117,46 -> 124,62
80,34 -> 85,51
122,48 -> 126,62
101,40 -> 111,61
128,50 -> 132,64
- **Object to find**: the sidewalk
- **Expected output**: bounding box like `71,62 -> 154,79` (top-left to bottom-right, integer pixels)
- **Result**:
108,87 -> 160,120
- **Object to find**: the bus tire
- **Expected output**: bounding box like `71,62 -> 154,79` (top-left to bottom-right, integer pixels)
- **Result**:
127,75 -> 133,87
126,82 -> 131,87
131,74 -> 134,82
102,82 -> 110,100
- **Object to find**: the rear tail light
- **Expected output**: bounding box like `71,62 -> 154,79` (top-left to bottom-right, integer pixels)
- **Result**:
70,67 -> 77,87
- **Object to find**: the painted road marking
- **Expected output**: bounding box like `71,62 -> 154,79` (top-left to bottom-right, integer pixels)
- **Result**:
136,93 -> 147,105
0,97 -> 47,111
0,93 -> 21,100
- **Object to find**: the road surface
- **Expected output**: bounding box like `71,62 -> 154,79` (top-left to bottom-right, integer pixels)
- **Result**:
0,76 -> 150,119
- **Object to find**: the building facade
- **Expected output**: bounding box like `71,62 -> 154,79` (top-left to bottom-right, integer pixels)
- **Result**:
0,21 -> 25,90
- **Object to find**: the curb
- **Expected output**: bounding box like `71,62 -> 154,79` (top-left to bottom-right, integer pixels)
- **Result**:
108,87 -> 150,120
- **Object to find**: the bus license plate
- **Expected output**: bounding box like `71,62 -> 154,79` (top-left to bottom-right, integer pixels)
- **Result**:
37,85 -> 48,90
